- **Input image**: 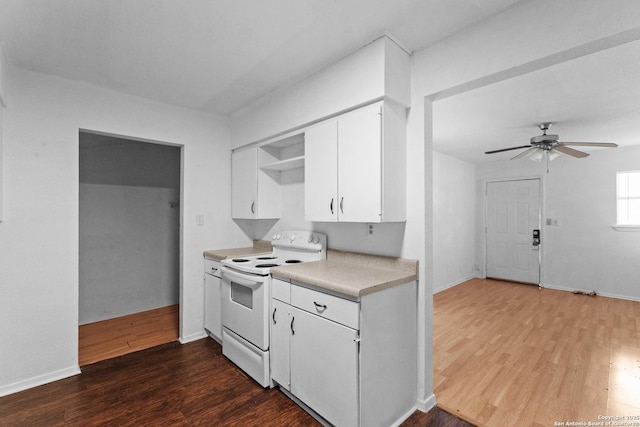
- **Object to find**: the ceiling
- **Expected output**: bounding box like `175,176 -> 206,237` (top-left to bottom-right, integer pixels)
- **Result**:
1,0 -> 638,164
434,39 -> 640,163
0,0 -> 526,116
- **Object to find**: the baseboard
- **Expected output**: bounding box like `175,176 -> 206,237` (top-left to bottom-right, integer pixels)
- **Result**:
390,404 -> 419,427
542,283 -> 640,302
179,330 -> 207,344
416,393 -> 437,413
0,366 -> 81,398
433,275 -> 475,294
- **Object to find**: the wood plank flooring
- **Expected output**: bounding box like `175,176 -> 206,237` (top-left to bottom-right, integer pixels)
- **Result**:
78,304 -> 179,366
434,278 -> 640,426
1,338 -> 469,426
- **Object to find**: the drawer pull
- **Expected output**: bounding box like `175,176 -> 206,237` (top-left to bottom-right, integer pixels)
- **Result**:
313,301 -> 327,312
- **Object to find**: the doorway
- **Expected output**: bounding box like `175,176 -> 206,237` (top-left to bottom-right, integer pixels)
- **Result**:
485,178 -> 541,284
78,131 -> 181,365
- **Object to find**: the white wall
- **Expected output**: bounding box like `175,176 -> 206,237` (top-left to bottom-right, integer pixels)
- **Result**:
433,151 -> 476,293
231,36 -> 410,149
476,146 -> 640,301
0,44 -> 6,222
0,65 -> 248,396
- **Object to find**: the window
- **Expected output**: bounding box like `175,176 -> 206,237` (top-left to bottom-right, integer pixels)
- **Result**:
617,170 -> 640,226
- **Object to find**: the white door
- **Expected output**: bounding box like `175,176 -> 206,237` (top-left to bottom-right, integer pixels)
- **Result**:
231,148 -> 257,219
338,103 -> 382,222
304,119 -> 338,222
486,179 -> 541,284
290,306 -> 359,427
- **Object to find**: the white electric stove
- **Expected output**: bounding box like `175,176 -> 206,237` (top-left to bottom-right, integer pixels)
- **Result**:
220,231 -> 327,386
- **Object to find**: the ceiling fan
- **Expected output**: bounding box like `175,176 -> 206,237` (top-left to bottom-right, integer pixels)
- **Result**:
485,122 -> 618,162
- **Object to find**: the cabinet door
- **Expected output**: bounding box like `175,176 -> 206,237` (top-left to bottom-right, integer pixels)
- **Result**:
270,299 -> 291,390
304,119 -> 338,222
290,307 -> 359,427
338,102 -> 382,222
204,273 -> 222,341
231,148 -> 257,219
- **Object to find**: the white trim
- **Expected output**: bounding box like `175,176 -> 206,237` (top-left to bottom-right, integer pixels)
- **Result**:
541,284 -> 640,303
0,366 -> 81,398
613,225 -> 640,232
390,405 -> 419,427
417,393 -> 437,413
433,275 -> 476,294
179,331 -> 207,344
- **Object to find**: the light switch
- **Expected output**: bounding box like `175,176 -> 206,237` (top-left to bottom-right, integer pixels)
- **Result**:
196,214 -> 204,226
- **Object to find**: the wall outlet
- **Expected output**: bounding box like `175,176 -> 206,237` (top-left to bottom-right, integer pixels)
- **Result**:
367,223 -> 374,236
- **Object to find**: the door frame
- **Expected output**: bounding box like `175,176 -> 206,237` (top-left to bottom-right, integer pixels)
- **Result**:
78,129 -> 183,361
481,175 -> 544,285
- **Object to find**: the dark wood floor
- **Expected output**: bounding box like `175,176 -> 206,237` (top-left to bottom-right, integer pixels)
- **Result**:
0,339 -> 472,426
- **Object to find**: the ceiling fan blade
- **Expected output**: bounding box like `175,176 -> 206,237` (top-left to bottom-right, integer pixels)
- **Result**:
511,147 -> 538,160
554,145 -> 590,158
485,145 -> 531,154
559,141 -> 618,148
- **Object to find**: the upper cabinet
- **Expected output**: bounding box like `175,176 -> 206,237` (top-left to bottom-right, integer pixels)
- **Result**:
231,133 -> 304,219
305,101 -> 406,223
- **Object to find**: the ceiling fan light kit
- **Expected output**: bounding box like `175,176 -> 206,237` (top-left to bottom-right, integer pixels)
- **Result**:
485,122 -> 618,170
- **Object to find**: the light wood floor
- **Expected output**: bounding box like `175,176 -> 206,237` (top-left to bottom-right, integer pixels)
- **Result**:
78,304 -> 179,366
434,278 -> 640,426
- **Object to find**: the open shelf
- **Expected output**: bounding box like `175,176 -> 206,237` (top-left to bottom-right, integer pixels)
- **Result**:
260,155 -> 305,171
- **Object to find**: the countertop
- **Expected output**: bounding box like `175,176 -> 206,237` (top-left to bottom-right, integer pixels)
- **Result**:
203,240 -> 272,261
271,250 -> 418,298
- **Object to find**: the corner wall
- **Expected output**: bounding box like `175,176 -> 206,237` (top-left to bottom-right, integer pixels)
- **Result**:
0,65 -> 247,396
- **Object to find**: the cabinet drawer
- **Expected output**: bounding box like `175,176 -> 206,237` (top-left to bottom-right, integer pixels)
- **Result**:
204,258 -> 222,277
291,285 -> 359,329
272,278 -> 291,303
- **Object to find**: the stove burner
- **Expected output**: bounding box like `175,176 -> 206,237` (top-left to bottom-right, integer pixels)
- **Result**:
257,256 -> 277,260
232,259 -> 250,263
285,259 -> 302,264
255,263 -> 279,268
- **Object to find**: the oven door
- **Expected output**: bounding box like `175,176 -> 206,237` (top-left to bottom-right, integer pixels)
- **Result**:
221,266 -> 270,350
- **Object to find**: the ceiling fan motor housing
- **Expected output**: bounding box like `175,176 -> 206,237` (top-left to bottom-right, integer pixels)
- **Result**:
530,134 -> 559,147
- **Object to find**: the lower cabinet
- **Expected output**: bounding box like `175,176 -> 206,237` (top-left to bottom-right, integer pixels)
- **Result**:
290,306 -> 359,427
270,299 -> 291,389
204,258 -> 222,341
270,277 -> 417,427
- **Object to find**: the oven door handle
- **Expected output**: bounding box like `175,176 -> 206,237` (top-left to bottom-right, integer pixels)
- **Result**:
221,268 -> 263,289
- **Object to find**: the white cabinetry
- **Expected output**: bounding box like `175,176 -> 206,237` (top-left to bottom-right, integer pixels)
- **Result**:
270,277 -> 417,427
290,305 -> 359,426
231,147 -> 280,219
204,258 -> 222,342
231,133 -> 304,219
304,100 -> 406,223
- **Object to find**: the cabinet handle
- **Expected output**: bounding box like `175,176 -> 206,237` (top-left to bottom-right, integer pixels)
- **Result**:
290,317 -> 295,335
251,201 -> 255,214
313,301 -> 327,311
340,197 -> 344,214
211,267 -> 218,272
272,307 -> 277,324
330,198 -> 334,215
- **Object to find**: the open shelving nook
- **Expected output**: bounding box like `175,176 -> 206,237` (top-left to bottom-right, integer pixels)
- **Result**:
258,133 -> 305,172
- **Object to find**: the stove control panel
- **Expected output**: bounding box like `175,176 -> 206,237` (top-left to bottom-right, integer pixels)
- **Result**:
272,230 -> 326,252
